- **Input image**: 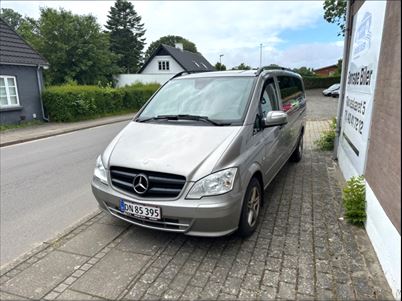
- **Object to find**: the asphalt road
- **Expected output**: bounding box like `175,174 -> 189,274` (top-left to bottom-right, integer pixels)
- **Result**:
0,121 -> 128,267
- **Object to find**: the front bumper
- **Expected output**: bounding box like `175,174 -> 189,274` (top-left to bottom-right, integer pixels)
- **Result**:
91,177 -> 243,237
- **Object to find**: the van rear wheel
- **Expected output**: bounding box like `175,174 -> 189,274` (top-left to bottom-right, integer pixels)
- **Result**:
238,177 -> 262,237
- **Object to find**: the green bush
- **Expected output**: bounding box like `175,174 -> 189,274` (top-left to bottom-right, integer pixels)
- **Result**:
43,83 -> 160,122
314,117 -> 337,151
343,175 -> 366,226
303,76 -> 341,89
123,82 -> 160,109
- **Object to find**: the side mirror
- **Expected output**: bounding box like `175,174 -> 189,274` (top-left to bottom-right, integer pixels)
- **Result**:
264,111 -> 288,127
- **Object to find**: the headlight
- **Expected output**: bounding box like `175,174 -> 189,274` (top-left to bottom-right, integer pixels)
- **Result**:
94,155 -> 108,185
186,168 -> 237,199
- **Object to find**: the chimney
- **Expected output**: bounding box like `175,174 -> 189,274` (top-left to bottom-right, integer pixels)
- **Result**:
175,43 -> 183,51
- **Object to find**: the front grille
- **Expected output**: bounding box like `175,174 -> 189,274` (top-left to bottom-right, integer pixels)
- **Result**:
110,166 -> 186,198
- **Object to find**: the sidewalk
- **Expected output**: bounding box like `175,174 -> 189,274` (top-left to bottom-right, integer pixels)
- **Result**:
0,121 -> 394,300
0,114 -> 134,147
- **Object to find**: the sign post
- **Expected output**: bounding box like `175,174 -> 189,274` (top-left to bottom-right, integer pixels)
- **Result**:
339,1 -> 387,176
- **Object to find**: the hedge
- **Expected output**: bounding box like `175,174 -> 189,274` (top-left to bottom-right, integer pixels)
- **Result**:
302,76 -> 341,89
43,76 -> 339,122
43,83 -> 160,122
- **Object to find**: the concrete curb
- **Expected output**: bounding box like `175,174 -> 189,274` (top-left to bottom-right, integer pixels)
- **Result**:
0,117 -> 132,147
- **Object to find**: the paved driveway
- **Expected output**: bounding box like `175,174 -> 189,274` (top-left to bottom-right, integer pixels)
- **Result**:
0,120 -> 393,300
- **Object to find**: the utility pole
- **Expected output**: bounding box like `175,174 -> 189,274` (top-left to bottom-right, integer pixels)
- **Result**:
219,54 -> 224,64
259,44 -> 263,68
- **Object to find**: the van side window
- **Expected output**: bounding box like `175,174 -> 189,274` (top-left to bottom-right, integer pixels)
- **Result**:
277,76 -> 304,112
260,79 -> 279,117
254,79 -> 279,133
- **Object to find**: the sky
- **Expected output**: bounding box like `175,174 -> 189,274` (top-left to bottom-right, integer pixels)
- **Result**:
2,1 -> 344,69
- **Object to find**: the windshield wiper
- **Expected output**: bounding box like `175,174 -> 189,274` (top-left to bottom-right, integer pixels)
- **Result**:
137,114 -> 231,126
137,115 -> 177,123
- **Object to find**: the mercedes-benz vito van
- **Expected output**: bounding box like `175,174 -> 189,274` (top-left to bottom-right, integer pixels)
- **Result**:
92,67 -> 306,237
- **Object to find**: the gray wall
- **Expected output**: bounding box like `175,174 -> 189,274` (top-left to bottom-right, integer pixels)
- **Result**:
365,0 -> 401,234
0,64 -> 43,124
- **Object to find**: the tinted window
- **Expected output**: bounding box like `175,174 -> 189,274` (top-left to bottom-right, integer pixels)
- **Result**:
277,76 -> 304,112
254,79 -> 280,132
260,79 -> 279,116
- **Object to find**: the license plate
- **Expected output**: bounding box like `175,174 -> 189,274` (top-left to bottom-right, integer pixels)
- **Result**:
119,200 -> 161,220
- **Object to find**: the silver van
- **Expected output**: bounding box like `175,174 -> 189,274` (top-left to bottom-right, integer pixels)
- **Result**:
92,67 -> 306,237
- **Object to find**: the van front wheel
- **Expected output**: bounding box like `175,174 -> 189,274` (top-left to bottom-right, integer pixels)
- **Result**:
238,177 -> 262,237
290,134 -> 303,162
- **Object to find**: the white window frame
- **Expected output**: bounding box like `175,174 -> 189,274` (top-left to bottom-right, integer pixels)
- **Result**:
158,60 -> 170,71
0,75 -> 20,108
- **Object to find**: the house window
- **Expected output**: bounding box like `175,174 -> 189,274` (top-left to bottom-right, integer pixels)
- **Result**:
0,76 -> 20,108
193,61 -> 200,68
158,61 -> 170,71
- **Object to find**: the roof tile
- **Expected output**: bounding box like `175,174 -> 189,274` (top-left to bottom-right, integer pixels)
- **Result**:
0,18 -> 49,66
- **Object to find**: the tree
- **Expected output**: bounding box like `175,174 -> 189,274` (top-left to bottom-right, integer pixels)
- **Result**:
293,66 -> 316,77
26,8 -> 120,85
144,35 -> 198,59
323,0 -> 347,36
232,63 -> 251,70
214,62 -> 226,71
106,0 -> 146,73
0,8 -> 24,30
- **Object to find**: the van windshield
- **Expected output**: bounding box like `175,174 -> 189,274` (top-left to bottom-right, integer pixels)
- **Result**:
137,77 -> 255,124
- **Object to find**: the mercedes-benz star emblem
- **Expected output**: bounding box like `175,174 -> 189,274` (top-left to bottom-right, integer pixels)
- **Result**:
133,174 -> 149,195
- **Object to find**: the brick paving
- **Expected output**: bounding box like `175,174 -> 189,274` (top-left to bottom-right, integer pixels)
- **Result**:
0,121 -> 394,300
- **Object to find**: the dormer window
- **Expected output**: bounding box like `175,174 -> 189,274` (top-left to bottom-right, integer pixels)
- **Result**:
158,61 -> 170,71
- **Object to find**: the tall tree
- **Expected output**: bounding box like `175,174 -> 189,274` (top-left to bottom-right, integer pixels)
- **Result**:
144,35 -> 198,59
106,0 -> 146,73
214,62 -> 226,71
323,0 -> 347,36
26,8 -> 120,85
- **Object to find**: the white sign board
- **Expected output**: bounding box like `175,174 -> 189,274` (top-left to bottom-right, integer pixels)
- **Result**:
339,1 -> 386,175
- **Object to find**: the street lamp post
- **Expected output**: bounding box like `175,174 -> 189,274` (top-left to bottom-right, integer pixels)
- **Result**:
219,54 -> 224,64
259,44 -> 263,68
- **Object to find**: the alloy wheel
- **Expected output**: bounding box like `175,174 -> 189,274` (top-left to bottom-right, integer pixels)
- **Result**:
247,186 -> 260,227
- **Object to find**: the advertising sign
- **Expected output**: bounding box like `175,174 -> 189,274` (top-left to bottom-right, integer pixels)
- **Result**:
339,1 -> 386,175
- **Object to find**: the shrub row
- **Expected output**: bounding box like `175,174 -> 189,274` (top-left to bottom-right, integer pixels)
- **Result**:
42,83 -> 160,122
303,76 -> 341,89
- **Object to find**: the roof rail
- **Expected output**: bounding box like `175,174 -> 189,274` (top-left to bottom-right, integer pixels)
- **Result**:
170,70 -> 212,80
255,66 -> 294,76
171,71 -> 191,79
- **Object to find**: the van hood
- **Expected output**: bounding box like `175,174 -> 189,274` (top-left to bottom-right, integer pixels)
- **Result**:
106,121 -> 241,181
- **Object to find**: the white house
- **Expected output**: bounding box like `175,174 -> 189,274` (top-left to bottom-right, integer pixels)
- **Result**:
116,43 -> 215,87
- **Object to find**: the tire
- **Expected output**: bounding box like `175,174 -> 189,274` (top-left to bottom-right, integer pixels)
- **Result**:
290,134 -> 303,162
238,177 -> 262,237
